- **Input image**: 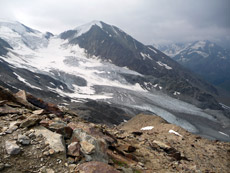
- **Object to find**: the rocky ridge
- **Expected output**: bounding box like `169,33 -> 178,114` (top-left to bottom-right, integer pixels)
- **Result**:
0,86 -> 230,173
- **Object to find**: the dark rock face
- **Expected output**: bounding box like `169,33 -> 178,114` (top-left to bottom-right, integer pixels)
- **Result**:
0,38 -> 12,56
60,22 -> 221,110
171,41 -> 230,92
71,100 -> 131,125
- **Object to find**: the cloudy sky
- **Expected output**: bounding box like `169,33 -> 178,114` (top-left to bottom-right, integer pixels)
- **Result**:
0,0 -> 229,47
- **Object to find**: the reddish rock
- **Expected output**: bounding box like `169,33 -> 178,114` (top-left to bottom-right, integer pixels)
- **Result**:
15,90 -> 27,102
39,119 -> 53,128
76,161 -> 120,173
56,126 -> 73,139
26,94 -> 63,117
67,142 -> 81,157
0,105 -> 23,115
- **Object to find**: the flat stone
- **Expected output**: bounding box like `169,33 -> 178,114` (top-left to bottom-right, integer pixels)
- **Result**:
118,144 -> 136,153
20,114 -> 41,128
76,161 -> 119,173
5,140 -> 21,155
67,142 -> 81,157
33,109 -> 45,115
80,141 -> 95,155
34,126 -> 66,153
152,140 -> 171,150
18,134 -> 31,145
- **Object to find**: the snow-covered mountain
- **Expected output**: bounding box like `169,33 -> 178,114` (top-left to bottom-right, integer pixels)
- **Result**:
154,42 -> 192,57
0,20 -> 230,141
158,40 -> 230,92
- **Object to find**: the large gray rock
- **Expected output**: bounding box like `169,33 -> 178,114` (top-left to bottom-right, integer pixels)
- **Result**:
18,134 -> 31,145
34,126 -> 66,154
71,128 -> 108,163
5,140 -> 21,155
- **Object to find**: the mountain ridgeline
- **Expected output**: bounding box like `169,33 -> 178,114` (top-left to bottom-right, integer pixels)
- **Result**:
0,19 -> 230,141
60,21 -> 219,109
158,40 -> 230,92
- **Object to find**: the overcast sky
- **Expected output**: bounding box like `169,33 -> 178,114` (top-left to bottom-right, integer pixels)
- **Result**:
0,0 -> 229,47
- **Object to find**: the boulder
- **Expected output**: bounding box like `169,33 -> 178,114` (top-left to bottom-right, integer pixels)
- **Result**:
34,126 -> 66,154
20,114 -> 41,128
5,140 -> 21,155
80,141 -> 95,154
18,134 -> 31,145
150,140 -> 182,160
26,94 -> 63,117
0,105 -> 23,115
71,128 -> 108,163
76,161 -> 120,173
47,120 -> 73,139
67,142 -> 81,157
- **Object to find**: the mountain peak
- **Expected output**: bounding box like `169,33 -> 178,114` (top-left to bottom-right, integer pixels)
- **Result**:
74,20 -> 103,37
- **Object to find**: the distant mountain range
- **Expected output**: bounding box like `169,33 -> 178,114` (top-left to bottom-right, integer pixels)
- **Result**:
0,19 -> 230,141
157,40 -> 230,92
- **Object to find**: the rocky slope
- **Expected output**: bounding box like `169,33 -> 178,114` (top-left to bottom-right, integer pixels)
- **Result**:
0,86 -> 230,173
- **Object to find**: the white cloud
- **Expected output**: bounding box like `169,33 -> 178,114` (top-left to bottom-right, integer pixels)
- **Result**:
0,0 -> 229,47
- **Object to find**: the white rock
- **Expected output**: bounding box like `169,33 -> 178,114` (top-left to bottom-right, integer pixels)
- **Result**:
5,140 -> 20,155
34,126 -> 66,153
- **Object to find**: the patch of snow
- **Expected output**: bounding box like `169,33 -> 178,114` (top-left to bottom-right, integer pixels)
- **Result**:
209,43 -> 214,47
50,82 -> 55,86
111,26 -> 118,35
190,41 -> 206,50
173,91 -> 180,96
153,84 -> 158,88
156,61 -> 172,70
218,131 -> 229,137
188,51 -> 209,58
141,126 -> 154,130
13,72 -> 42,90
133,39 -> 137,49
148,47 -> 158,54
169,129 -> 182,137
74,20 -> 102,37
140,52 -> 152,60
219,103 -> 230,110
59,85 -> 64,90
